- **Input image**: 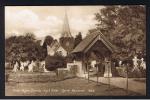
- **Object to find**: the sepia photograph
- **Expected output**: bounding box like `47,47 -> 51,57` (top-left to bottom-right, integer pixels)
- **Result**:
5,6 -> 146,96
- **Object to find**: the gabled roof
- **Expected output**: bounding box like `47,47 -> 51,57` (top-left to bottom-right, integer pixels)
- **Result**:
48,40 -> 60,50
48,39 -> 67,52
71,30 -> 117,53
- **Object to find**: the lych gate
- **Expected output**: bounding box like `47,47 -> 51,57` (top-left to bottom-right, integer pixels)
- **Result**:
69,31 -> 117,77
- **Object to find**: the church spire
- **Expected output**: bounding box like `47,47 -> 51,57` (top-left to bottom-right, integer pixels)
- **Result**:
61,11 -> 72,37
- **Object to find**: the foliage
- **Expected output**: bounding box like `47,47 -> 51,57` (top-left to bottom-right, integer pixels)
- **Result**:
116,66 -> 145,78
5,33 -> 45,63
44,35 -> 54,46
59,37 -> 74,53
42,35 -> 54,58
45,55 -> 66,71
90,5 -> 146,57
74,32 -> 82,48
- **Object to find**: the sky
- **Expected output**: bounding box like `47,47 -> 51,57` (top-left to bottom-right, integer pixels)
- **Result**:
5,6 -> 104,40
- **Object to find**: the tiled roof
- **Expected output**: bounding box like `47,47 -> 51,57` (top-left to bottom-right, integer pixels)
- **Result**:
72,31 -> 117,53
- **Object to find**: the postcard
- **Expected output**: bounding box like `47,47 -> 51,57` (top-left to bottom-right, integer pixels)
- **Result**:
4,5 -> 147,98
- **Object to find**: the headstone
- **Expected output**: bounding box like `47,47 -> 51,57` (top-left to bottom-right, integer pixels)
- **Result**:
12,62 -> 19,72
28,61 -> 34,72
132,56 -> 140,72
20,61 -> 24,71
43,62 -> 50,72
24,61 -> 30,67
140,58 -> 146,70
104,58 -> 112,77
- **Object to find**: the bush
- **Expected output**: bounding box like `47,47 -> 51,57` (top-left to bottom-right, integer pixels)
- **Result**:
116,67 -> 127,77
116,66 -> 145,78
45,55 -> 66,71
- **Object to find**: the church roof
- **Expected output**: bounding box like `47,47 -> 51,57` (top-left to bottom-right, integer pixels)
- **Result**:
72,31 -> 118,53
47,39 -> 66,51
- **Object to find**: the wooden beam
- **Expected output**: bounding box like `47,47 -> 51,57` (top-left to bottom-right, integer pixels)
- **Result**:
101,38 -> 114,53
84,35 -> 114,53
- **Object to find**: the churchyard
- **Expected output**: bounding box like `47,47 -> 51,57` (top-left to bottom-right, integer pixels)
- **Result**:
5,60 -> 146,96
5,6 -> 146,96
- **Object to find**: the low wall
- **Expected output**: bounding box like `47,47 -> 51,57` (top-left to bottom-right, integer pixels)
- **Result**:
6,72 -> 57,83
6,69 -> 76,83
67,61 -> 85,77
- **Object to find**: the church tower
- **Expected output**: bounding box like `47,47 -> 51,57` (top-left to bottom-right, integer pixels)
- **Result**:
59,11 -> 74,54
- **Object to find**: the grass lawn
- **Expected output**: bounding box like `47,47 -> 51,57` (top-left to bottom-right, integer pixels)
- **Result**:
5,77 -> 141,96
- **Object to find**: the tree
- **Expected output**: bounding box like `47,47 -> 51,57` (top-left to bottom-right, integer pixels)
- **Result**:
59,37 -> 74,53
91,5 -> 146,57
42,35 -> 54,58
74,32 -> 82,48
94,6 -> 118,39
44,35 -> 54,46
5,33 -> 45,64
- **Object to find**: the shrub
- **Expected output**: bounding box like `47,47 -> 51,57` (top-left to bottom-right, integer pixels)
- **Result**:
116,66 -> 145,78
45,55 -> 66,71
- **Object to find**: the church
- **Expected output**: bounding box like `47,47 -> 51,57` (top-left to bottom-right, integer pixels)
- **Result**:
47,12 -> 74,57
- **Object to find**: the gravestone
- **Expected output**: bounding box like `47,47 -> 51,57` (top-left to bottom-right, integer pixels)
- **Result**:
28,61 -> 35,72
104,58 -> 112,77
140,58 -> 146,70
12,62 -> 19,72
132,56 -> 140,72
20,61 -> 24,71
40,61 -> 50,72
